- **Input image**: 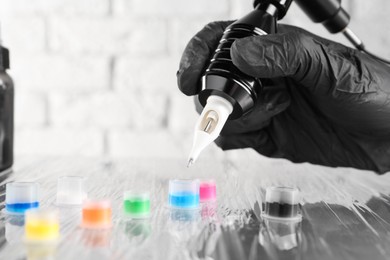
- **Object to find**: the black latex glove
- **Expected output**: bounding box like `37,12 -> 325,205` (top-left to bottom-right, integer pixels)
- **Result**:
177,21 -> 390,174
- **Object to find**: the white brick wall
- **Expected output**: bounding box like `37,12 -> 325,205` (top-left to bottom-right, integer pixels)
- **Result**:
15,127 -> 104,156
116,0 -> 230,17
49,91 -> 168,129
11,54 -> 109,91
0,16 -> 46,53
109,130 -> 185,158
50,17 -> 168,56
0,0 -> 110,16
114,57 -> 178,92
0,0 -> 387,158
15,91 -> 47,127
168,93 -> 198,133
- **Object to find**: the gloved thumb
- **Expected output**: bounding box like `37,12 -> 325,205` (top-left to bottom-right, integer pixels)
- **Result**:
230,31 -> 312,80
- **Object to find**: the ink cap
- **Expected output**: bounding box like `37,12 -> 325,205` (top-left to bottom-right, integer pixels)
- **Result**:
123,191 -> 150,219
168,179 -> 200,209
81,199 -> 112,229
56,176 -> 87,206
263,186 -> 302,221
6,182 -> 39,215
25,209 -> 59,244
199,179 -> 216,203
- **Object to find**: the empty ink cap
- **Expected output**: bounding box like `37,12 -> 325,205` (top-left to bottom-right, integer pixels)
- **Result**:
199,180 -> 216,202
123,191 -> 150,219
56,176 -> 87,206
264,186 -> 301,220
168,179 -> 199,209
6,182 -> 39,215
25,209 -> 59,243
81,200 -> 112,229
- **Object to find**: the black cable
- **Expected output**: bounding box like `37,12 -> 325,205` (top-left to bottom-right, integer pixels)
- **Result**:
342,29 -> 390,65
359,46 -> 390,65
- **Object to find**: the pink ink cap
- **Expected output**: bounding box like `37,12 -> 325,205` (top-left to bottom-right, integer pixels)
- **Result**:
199,180 -> 216,202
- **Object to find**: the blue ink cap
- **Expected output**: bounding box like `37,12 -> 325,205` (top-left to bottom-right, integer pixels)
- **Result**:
168,179 -> 199,209
6,182 -> 39,215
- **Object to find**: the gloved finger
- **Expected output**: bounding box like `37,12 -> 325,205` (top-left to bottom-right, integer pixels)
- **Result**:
177,21 -> 233,96
216,129 -> 277,157
276,24 -> 350,49
221,84 -> 290,135
230,26 -> 359,90
231,24 -> 390,135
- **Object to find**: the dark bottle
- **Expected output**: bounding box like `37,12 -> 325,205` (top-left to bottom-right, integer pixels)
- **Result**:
0,43 -> 14,171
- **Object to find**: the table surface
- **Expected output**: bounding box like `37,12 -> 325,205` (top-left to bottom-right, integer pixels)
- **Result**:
0,152 -> 390,260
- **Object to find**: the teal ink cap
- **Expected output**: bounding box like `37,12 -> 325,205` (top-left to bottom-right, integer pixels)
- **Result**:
168,179 -> 200,209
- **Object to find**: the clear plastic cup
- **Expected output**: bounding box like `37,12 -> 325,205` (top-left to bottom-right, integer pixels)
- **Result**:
81,199 -> 112,229
25,209 -> 59,243
263,186 -> 301,220
56,176 -> 87,206
168,179 -> 199,209
123,191 -> 150,219
6,182 -> 39,215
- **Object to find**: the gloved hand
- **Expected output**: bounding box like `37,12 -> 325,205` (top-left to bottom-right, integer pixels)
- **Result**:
177,21 -> 390,174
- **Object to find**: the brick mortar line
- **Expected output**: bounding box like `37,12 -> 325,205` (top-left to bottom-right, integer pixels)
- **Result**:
43,15 -> 51,53
162,96 -> 171,129
43,93 -> 51,127
109,56 -> 116,91
108,0 -> 114,16
103,129 -> 110,156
